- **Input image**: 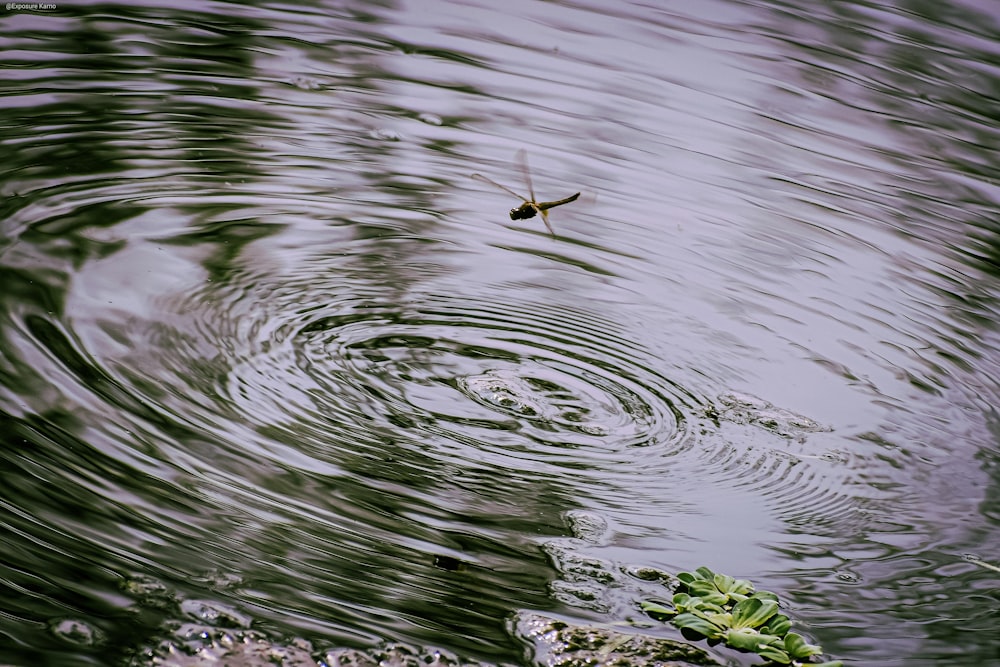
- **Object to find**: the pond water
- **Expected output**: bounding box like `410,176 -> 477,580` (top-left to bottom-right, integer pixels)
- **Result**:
2,1 -> 999,665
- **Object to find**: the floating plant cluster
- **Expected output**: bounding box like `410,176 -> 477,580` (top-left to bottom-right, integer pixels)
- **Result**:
640,566 -> 842,666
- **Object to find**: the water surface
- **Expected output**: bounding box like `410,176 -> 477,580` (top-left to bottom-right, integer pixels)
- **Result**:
2,1 -> 999,665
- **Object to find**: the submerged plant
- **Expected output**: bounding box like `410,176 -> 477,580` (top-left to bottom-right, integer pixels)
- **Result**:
640,566 -> 842,666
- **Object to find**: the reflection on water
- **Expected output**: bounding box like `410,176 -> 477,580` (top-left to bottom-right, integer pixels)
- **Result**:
1,1 -> 999,666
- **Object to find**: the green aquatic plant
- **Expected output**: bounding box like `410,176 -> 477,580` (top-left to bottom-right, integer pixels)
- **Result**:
640,566 -> 842,666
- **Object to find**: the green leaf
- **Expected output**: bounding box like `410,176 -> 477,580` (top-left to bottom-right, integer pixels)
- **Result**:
730,578 -> 755,596
784,632 -> 823,659
676,571 -> 698,586
672,612 -> 724,639
699,590 -> 730,607
762,613 -> 792,637
724,628 -> 766,651
714,573 -> 736,593
727,591 -> 750,604
702,611 -> 733,629
726,629 -> 790,661
687,580 -> 719,597
755,642 -> 792,663
809,662 -> 843,667
684,581 -> 728,607
731,597 -> 779,629
712,573 -> 754,598
678,567 -> 714,588
752,590 -> 779,602
672,592 -> 695,610
689,600 -> 726,616
640,601 -> 675,619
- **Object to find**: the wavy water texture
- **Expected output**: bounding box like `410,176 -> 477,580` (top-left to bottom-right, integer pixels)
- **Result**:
1,1 -> 999,667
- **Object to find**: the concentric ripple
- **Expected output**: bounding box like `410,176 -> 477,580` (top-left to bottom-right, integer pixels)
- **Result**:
460,367 -> 624,437
220,293 -> 700,472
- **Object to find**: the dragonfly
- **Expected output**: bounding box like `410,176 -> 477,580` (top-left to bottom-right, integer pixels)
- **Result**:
471,150 -> 580,236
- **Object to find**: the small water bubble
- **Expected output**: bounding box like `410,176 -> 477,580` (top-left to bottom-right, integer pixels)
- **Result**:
835,570 -> 861,583
417,112 -> 442,126
819,449 -> 849,464
291,76 -> 322,90
370,127 -> 401,141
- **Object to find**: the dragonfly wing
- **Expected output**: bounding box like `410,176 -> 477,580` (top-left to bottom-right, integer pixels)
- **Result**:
471,173 -> 528,201
539,208 -> 555,236
515,149 -> 536,204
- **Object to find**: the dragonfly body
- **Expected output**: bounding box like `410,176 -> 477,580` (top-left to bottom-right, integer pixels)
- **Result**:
472,150 -> 580,236
510,192 -> 581,221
